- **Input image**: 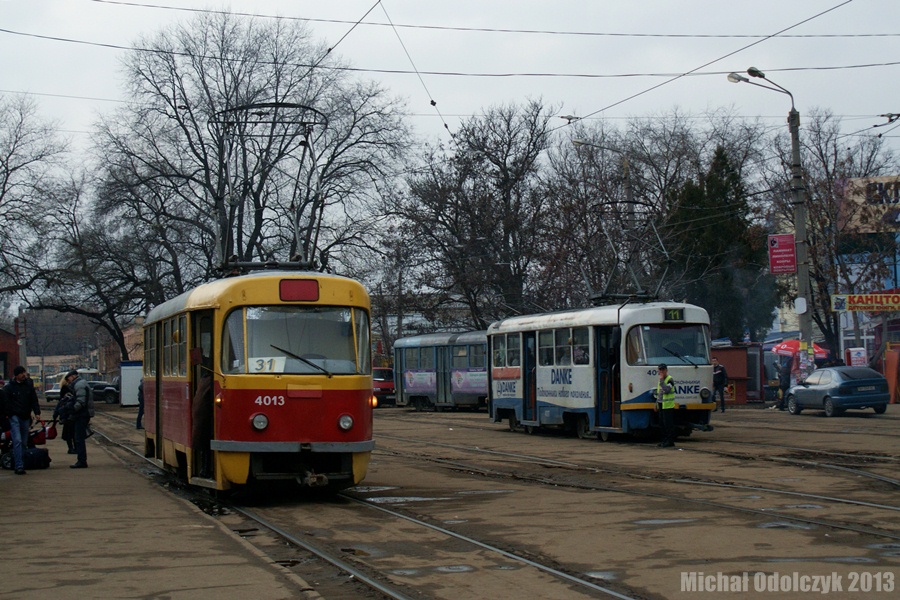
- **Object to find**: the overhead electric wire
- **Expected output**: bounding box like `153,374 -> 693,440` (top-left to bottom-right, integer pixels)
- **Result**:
556,0 -> 856,130
85,0 -> 899,40
378,1 -> 452,136
2,25 -> 896,81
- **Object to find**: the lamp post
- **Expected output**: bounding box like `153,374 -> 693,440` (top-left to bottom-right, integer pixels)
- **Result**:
728,68 -> 813,364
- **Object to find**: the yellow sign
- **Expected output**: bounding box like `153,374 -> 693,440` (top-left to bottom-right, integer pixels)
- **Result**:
832,293 -> 900,312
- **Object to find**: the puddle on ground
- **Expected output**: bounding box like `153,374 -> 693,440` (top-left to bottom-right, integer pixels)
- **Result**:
634,518 -> 696,525
492,565 -> 519,571
352,486 -> 398,493
364,496 -> 452,504
456,489 -> 515,496
443,519 -> 468,524
586,571 -> 618,581
389,569 -> 421,576
435,565 -> 474,573
758,521 -> 815,530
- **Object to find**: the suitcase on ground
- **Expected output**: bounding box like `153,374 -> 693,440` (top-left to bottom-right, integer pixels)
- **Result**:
23,447 -> 51,470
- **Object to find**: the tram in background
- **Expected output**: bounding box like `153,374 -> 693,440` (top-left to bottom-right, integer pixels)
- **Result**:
142,271 -> 375,491
488,302 -> 715,440
393,331 -> 489,411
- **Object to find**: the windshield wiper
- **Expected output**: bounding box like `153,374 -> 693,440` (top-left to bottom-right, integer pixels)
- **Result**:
270,344 -> 333,378
663,346 -> 698,368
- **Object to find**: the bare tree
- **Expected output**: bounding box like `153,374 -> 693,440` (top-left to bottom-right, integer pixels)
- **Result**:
95,11 -> 410,288
0,94 -> 67,295
397,100 -> 553,328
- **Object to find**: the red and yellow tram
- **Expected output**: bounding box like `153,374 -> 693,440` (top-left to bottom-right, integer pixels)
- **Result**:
142,271 -> 375,491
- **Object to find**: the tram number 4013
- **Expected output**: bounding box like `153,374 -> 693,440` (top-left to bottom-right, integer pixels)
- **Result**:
255,395 -> 286,406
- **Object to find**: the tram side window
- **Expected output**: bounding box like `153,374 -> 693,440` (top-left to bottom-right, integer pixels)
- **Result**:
403,347 -> 419,370
507,334 -> 521,366
144,327 -> 157,376
493,336 -> 506,367
470,343 -> 486,369
221,309 -> 245,373
555,329 -> 572,366
420,347 -> 435,370
626,327 -> 645,365
538,330 -> 554,366
572,327 -> 590,365
452,345 -> 467,369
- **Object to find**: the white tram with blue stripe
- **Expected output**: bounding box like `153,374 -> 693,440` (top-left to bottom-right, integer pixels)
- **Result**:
488,302 -> 715,440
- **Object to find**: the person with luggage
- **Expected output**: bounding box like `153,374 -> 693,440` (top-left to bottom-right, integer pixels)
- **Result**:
3,366 -> 42,475
64,370 -> 91,469
52,381 -> 77,454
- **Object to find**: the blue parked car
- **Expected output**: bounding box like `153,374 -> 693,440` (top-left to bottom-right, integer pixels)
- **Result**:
786,366 -> 889,417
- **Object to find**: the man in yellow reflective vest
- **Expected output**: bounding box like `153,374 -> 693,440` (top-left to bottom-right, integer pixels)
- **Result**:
655,364 -> 676,448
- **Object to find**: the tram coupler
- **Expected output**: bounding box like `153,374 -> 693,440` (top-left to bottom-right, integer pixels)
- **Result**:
299,472 -> 329,487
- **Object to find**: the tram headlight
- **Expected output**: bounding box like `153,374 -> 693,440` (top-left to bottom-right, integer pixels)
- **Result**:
338,414 -> 354,431
370,395 -> 379,408
251,413 -> 269,431
700,387 -> 712,400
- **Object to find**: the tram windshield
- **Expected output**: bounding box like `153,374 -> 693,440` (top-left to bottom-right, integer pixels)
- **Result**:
625,324 -> 710,366
222,306 -> 371,375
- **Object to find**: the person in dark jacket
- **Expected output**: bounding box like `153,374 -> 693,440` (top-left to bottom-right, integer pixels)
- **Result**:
2,366 -> 41,474
136,380 -> 144,430
52,381 -> 76,454
772,357 -> 793,411
65,370 -> 91,468
711,357 -> 729,413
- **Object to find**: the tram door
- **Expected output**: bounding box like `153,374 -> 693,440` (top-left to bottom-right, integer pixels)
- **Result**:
191,311 -> 215,478
594,326 -> 619,428
522,332 -> 537,422
436,346 -> 451,405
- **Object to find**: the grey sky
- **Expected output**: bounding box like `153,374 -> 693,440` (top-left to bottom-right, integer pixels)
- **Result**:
2,0 -> 898,150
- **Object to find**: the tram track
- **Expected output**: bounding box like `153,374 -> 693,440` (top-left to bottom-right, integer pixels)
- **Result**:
380,410 -> 900,488
91,412 -> 643,600
372,432 -> 900,541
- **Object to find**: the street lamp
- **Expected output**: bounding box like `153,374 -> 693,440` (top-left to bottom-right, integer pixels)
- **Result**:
728,68 -> 814,362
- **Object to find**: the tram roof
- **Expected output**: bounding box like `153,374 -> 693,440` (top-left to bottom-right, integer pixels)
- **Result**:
144,270 -> 368,326
487,302 -> 709,334
393,330 -> 487,348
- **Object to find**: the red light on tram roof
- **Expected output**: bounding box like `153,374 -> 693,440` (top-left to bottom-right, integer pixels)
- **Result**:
280,279 -> 319,301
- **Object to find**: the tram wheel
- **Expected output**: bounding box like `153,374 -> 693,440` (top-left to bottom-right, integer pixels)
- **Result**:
507,415 -> 519,431
524,425 -> 536,435
598,430 -> 612,442
575,416 -> 594,439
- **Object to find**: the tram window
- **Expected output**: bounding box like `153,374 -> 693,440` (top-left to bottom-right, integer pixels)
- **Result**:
555,329 -> 572,366
420,347 -> 435,370
404,347 -> 419,370
221,306 -> 369,375
538,330 -> 554,366
507,334 -> 521,366
452,345 -> 468,369
636,324 -> 710,365
572,327 -> 590,365
493,336 -> 506,367
470,343 -> 486,368
626,327 -> 645,365
222,309 -> 245,373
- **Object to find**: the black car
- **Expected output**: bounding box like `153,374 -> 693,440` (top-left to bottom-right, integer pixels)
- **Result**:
786,366 -> 889,417
87,380 -> 120,404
